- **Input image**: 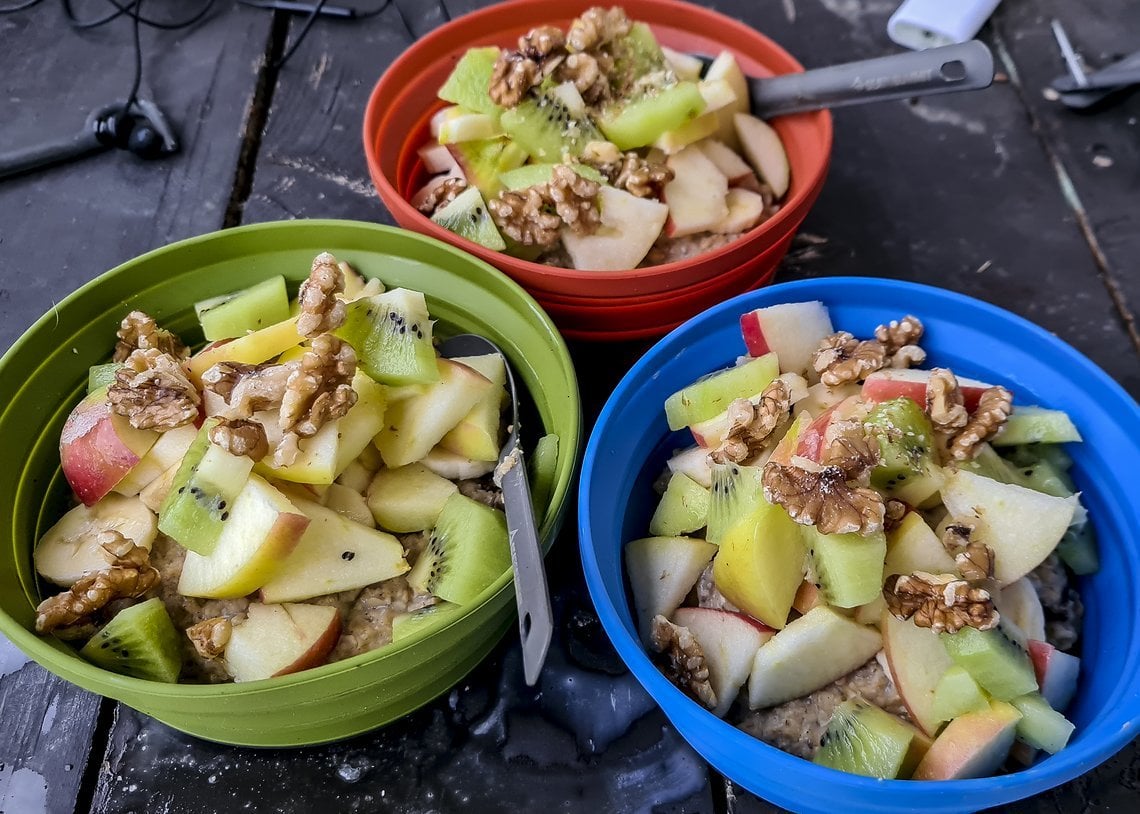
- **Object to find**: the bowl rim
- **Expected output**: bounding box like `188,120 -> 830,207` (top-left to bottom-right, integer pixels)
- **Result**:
362,0 -> 834,282
0,218 -> 582,698
578,276 -> 1140,807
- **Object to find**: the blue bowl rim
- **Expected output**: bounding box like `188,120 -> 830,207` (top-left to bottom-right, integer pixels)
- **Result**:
578,276 -> 1140,810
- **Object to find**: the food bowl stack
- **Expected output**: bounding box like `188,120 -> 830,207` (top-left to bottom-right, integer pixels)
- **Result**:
365,0 -> 832,341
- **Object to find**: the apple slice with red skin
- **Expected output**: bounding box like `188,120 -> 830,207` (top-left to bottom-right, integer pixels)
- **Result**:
672,607 -> 774,717
739,301 -> 834,379
225,602 -> 342,682
862,368 -> 998,413
1028,640 -> 1080,711
911,701 -> 1022,780
60,388 -> 160,506
881,610 -> 954,736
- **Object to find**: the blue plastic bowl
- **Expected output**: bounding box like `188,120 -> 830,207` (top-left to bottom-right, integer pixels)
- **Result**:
579,278 -> 1140,814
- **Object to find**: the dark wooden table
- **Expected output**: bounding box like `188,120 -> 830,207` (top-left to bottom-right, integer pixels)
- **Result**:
2,1 -> 1137,812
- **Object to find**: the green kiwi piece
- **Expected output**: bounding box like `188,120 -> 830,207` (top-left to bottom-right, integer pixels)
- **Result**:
500,94 -> 604,162
942,623 -> 1038,701
1056,522 -> 1099,575
813,698 -> 921,779
931,665 -> 991,723
595,81 -> 706,150
336,288 -> 439,386
1009,692 -> 1075,754
430,186 -> 506,252
706,463 -> 764,545
87,363 -> 122,394
80,598 -> 181,683
1005,443 -> 1073,474
528,432 -> 559,518
499,162 -> 606,190
864,397 -> 943,506
447,138 -> 528,197
406,493 -> 510,605
649,472 -> 710,537
158,419 -> 255,555
194,275 -> 291,341
391,601 -> 463,643
802,526 -> 886,608
609,22 -> 669,96
438,47 -> 502,115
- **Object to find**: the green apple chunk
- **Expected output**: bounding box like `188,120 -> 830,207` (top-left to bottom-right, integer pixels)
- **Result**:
335,288 -> 439,386
931,665 -> 991,723
802,526 -> 886,609
663,353 -> 779,430
713,490 -> 804,629
438,353 -> 506,462
941,624 -> 1038,700
177,474 -> 310,598
258,500 -> 408,603
195,275 -> 290,341
940,470 -> 1075,585
748,607 -> 882,708
1009,692 -> 1075,754
992,406 -> 1082,445
407,493 -> 510,605
625,536 -> 717,644
649,473 -> 710,537
375,358 -> 494,467
366,462 -> 458,533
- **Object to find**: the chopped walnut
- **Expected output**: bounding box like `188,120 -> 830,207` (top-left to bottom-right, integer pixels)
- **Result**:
875,315 -> 924,354
113,311 -> 188,363
613,152 -> 673,199
812,331 -> 887,386
277,335 -> 357,465
889,345 -> 927,369
926,368 -> 969,432
821,426 -> 879,483
489,51 -> 542,107
489,187 -> 562,247
580,139 -> 622,167
649,614 -> 717,710
940,522 -> 995,581
762,462 -> 885,536
108,348 -> 200,431
202,360 -> 294,417
708,379 -> 791,465
186,617 -> 232,660
547,164 -> 601,235
696,564 -> 739,612
519,25 -> 566,59
884,498 -> 907,531
415,176 -> 467,215
567,6 -> 631,52
297,252 -> 347,338
35,532 -> 159,634
949,386 -> 1013,461
557,51 -> 609,105
209,417 -> 269,461
883,571 -> 999,634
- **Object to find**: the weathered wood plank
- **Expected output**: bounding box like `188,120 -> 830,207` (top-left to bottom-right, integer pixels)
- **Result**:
0,4 -> 272,813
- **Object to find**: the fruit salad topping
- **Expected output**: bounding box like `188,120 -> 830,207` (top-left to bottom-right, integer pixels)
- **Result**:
628,299 -> 1093,778
208,417 -> 269,461
883,572 -> 999,635
277,335 -> 358,463
186,616 -> 231,660
296,252 -> 348,337
417,7 -> 791,269
109,347 -> 201,431
113,310 -> 189,363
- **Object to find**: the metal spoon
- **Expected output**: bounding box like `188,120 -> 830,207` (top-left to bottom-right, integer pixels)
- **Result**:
438,334 -> 553,686
695,40 -> 995,117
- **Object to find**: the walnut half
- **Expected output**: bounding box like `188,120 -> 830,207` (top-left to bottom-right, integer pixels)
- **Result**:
762,461 -> 885,536
949,386 -> 1013,461
708,379 -> 791,465
649,615 -> 717,710
296,252 -> 347,338
108,348 -> 201,431
883,571 -> 999,634
187,617 -> 232,661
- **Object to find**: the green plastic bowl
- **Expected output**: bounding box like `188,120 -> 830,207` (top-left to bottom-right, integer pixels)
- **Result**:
0,220 -> 580,746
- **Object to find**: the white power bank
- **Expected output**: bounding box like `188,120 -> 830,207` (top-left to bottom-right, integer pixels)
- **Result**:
888,0 -> 1003,50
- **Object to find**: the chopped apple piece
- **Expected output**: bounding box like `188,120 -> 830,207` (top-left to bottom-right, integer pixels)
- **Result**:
1028,640 -> 1080,711
733,113 -> 789,198
697,139 -> 756,187
34,494 -> 157,587
664,145 -> 729,237
561,185 -> 668,271
419,445 -> 497,480
704,51 -> 750,150
911,701 -> 1022,780
710,188 -> 767,234
188,317 -> 303,383
666,445 -> 713,489
112,423 -> 199,497
862,368 -> 996,412
438,353 -> 506,462
884,511 -> 957,577
881,610 -> 954,736
739,301 -> 834,379
225,602 -> 341,682
997,578 -> 1047,643
672,607 -> 773,717
60,388 -> 160,505
625,536 -> 717,645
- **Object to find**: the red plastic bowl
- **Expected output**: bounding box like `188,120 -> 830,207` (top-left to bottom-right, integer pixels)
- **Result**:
363,0 -> 832,334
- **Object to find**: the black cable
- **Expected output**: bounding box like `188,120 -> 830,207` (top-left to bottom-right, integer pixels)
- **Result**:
274,0 -> 328,68
123,0 -> 143,107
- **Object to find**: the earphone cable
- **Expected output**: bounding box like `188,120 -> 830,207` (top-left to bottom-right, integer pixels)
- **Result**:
123,0 -> 143,108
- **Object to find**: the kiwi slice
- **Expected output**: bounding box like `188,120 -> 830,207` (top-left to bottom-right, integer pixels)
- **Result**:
706,462 -> 765,545
499,162 -> 605,190
336,288 -> 439,386
802,526 -> 886,608
863,397 -> 943,506
609,22 -> 669,96
80,598 -> 181,683
438,46 -> 502,115
391,601 -> 463,643
941,623 -> 1039,701
595,81 -> 706,150
158,419 -> 255,556
407,493 -> 511,605
447,137 -> 528,197
931,665 -> 991,723
1009,692 -> 1075,754
87,363 -> 122,394
814,698 -> 923,779
500,94 -> 603,162
194,275 -> 291,342
649,472 -> 710,537
430,186 -> 506,252
528,432 -> 559,518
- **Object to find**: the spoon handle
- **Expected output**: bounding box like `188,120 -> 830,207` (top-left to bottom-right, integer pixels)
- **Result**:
498,439 -> 553,686
749,40 -> 995,117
